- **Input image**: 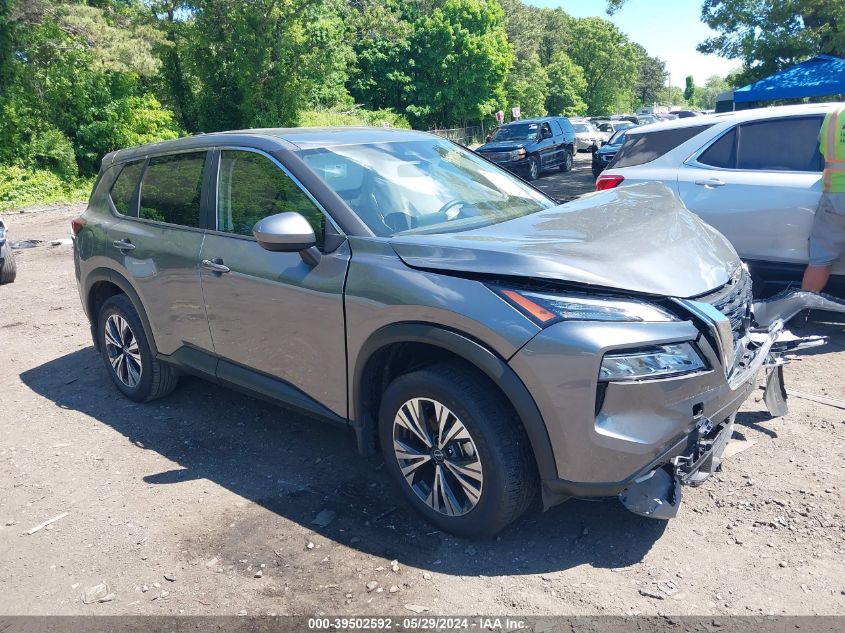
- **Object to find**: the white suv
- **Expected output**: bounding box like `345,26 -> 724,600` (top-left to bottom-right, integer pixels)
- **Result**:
597,103 -> 844,297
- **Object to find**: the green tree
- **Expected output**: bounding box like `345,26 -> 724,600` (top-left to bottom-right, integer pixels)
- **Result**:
347,0 -> 414,112
684,75 -> 695,102
693,74 -> 730,109
545,51 -> 587,116
698,0 -> 845,84
567,16 -> 639,114
632,43 -> 668,107
504,52 -> 548,118
407,0 -> 512,127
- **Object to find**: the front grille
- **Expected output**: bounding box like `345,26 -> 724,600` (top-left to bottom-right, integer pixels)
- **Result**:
480,151 -> 512,162
697,267 -> 753,342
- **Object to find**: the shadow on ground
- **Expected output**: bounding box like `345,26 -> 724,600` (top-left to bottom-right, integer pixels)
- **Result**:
21,347 -> 668,577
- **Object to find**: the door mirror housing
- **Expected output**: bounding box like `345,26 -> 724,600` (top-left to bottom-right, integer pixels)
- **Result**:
253,212 -> 317,253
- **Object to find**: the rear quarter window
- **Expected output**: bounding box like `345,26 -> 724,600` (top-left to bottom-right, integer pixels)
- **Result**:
109,161 -> 144,216
610,124 -> 713,169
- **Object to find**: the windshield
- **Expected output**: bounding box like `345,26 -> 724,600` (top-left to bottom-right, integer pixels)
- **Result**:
492,122 -> 539,141
572,123 -> 595,133
608,130 -> 627,145
297,138 -> 556,237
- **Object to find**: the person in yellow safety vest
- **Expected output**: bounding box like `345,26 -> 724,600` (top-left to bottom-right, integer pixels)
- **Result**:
802,104 -> 845,292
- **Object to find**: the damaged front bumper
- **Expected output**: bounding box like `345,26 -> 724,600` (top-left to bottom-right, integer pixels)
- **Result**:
618,296 -> 828,520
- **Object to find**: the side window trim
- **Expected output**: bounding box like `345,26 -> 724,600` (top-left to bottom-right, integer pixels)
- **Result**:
209,145 -> 344,238
685,115 -> 824,173
116,150 -> 209,231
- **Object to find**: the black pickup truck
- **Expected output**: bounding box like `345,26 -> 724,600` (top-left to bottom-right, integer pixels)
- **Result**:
476,117 -> 576,181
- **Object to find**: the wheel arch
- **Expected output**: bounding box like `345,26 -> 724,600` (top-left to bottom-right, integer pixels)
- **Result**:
84,269 -> 158,355
351,323 -> 558,482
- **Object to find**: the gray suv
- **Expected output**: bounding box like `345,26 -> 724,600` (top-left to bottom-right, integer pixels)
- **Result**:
73,128 -> 807,537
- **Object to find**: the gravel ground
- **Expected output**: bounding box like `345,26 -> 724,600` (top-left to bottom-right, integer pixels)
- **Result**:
1,156 -> 844,616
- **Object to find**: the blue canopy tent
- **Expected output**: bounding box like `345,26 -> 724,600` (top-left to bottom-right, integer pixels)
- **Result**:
715,54 -> 845,112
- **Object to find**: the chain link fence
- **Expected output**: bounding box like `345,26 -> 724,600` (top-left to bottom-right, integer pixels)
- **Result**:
428,125 -> 486,148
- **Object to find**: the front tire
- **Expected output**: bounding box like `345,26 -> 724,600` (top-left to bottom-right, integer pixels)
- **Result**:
0,252 -> 16,284
525,155 -> 540,181
97,294 -> 178,402
378,362 -> 537,537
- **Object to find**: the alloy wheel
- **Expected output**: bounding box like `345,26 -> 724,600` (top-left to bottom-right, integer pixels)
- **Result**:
104,314 -> 142,388
392,397 -> 484,517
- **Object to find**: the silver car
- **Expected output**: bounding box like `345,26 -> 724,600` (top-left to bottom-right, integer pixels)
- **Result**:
597,103 -> 844,297
72,128 -> 810,537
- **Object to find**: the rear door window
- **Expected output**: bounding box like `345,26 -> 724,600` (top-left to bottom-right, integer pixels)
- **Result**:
550,119 -> 563,136
139,152 -> 207,227
610,124 -> 713,168
109,161 -> 144,216
735,116 -> 823,172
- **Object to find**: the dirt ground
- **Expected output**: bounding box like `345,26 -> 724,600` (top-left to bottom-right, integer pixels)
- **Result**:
1,155 -> 844,616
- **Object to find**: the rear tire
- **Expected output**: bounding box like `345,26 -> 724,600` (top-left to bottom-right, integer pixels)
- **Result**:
559,149 -> 573,172
97,294 -> 178,402
378,362 -> 537,537
0,252 -> 16,284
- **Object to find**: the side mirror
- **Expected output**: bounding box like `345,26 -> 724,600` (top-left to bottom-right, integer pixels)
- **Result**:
253,212 -> 316,253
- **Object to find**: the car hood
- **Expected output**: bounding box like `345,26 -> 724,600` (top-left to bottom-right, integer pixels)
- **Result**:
390,182 -> 739,298
477,140 -> 531,152
597,143 -> 622,154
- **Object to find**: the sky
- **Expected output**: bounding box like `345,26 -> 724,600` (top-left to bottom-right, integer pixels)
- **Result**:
526,0 -> 740,86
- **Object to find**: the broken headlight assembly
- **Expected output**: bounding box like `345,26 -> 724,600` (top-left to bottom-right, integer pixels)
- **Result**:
599,343 -> 707,381
492,287 -> 678,325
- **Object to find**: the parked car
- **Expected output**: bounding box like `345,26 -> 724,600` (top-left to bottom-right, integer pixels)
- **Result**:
592,128 -> 628,177
475,117 -> 575,180
74,128 -> 809,537
594,119 -> 636,137
669,110 -> 701,118
596,103 -> 845,297
0,220 -> 16,285
569,120 -> 606,151
635,114 -> 659,125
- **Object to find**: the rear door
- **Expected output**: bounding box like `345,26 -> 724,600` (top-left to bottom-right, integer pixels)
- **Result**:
105,152 -> 213,355
198,148 -> 350,418
675,115 -> 824,266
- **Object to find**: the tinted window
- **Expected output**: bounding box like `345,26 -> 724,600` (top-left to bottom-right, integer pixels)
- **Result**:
698,128 -> 737,168
139,152 -> 206,227
109,161 -> 144,216
218,150 -> 325,248
558,118 -> 574,134
610,124 -> 713,168
550,119 -> 563,135
735,117 -> 823,172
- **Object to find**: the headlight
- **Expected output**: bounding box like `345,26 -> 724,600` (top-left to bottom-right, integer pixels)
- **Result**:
493,287 -> 677,325
510,148 -> 526,160
600,343 -> 706,381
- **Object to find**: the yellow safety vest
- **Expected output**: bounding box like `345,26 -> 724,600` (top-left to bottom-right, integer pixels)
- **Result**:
821,104 -> 845,193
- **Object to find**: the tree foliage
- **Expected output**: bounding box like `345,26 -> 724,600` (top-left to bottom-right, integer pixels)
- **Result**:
567,17 -> 639,115
1,0 -> 748,198
698,0 -> 845,84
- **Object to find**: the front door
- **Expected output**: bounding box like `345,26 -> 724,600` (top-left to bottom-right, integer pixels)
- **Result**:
199,149 -> 350,418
